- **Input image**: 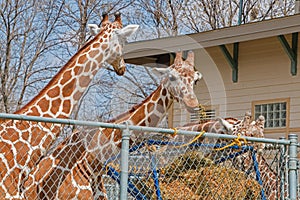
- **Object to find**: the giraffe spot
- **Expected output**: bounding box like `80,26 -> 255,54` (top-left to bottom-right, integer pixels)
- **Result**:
15,141 -> 30,166
62,100 -> 71,114
73,91 -> 82,102
139,120 -> 146,126
157,103 -> 165,113
41,135 -> 54,150
37,97 -> 50,113
84,61 -> 91,72
0,142 -> 15,168
165,98 -> 169,107
15,120 -> 30,130
130,105 -> 146,124
101,44 -> 108,50
47,86 -> 60,98
147,103 -> 155,113
27,106 -> 41,116
0,159 -> 8,178
98,129 -> 112,146
73,66 -> 82,75
151,88 -> 161,101
58,174 -> 77,199
51,124 -> 62,135
100,38 -> 103,43
79,75 -> 91,88
102,145 -> 113,158
30,127 -> 47,146
51,98 -> 62,114
32,158 -> 55,181
21,130 -> 30,141
57,114 -> 68,119
162,88 -> 167,96
89,49 -> 100,58
22,176 -> 38,200
158,99 -> 164,107
73,165 -> 90,186
3,168 -> 20,196
2,128 -> 19,142
149,115 -> 159,125
113,129 -> 122,143
77,54 -> 87,65
62,79 -> 76,98
28,149 -> 42,168
95,54 -> 103,64
103,34 -> 108,38
60,70 -> 72,85
92,43 -> 100,49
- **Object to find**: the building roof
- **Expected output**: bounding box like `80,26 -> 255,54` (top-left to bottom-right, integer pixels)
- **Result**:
125,14 -> 300,65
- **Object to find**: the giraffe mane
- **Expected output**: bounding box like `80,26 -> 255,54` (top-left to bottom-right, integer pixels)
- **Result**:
15,26 -> 111,114
106,85 -> 163,123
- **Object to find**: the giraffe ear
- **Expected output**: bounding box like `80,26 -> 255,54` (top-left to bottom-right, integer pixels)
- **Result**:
194,71 -> 202,85
88,24 -> 101,36
115,25 -> 139,38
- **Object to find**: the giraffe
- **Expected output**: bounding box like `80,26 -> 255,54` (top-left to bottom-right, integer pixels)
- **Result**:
0,13 -> 139,199
178,113 -> 286,199
21,51 -> 202,199
178,112 -> 265,151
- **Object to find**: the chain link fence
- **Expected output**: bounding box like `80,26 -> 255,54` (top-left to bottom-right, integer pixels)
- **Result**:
0,113 -> 298,200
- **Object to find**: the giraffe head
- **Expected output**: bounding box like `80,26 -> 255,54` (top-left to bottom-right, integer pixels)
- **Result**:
88,12 -> 139,75
153,51 -> 202,112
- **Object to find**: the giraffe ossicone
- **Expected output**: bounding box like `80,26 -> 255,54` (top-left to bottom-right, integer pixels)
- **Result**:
21,51 -> 202,199
0,12 -> 138,199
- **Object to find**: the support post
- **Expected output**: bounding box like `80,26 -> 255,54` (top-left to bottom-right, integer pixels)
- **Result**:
120,124 -> 131,200
279,137 -> 287,200
219,43 -> 239,82
278,33 -> 298,76
288,134 -> 298,200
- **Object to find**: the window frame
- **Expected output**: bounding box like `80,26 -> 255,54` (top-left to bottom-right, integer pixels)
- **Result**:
251,98 -> 290,134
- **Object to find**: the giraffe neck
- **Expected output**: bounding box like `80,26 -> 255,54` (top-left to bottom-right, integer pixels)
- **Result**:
85,84 -> 174,162
256,155 -> 281,198
15,28 -> 112,118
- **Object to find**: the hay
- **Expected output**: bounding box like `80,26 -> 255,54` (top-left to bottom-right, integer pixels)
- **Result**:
133,151 -> 262,200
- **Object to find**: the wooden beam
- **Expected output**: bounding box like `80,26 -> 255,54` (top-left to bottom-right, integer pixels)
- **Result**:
278,33 -> 298,75
219,43 -> 239,82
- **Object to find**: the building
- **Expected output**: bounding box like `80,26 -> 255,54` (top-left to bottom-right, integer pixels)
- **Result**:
124,14 -> 300,139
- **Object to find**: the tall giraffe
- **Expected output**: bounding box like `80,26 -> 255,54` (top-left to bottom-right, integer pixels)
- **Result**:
0,13 -> 139,199
21,51 -> 202,199
179,114 -> 285,199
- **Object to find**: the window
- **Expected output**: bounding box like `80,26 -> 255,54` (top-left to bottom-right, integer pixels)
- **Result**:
254,100 -> 287,128
190,105 -> 217,122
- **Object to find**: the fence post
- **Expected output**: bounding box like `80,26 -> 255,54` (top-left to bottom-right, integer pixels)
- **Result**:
279,136 -> 286,200
120,124 -> 130,200
288,134 -> 298,200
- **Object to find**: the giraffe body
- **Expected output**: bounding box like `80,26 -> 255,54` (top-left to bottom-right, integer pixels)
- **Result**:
0,13 -> 138,199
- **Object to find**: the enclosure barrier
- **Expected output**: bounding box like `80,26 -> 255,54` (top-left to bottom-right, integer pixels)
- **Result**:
0,113 -> 299,200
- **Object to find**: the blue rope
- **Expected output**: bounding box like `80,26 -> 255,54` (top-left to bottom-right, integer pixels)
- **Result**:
251,150 -> 266,200
151,155 -> 162,200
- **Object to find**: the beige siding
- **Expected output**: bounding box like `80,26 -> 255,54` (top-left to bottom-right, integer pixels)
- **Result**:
173,34 -> 300,139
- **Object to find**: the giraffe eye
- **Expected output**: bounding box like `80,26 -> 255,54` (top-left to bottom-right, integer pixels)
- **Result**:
169,74 -> 176,81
